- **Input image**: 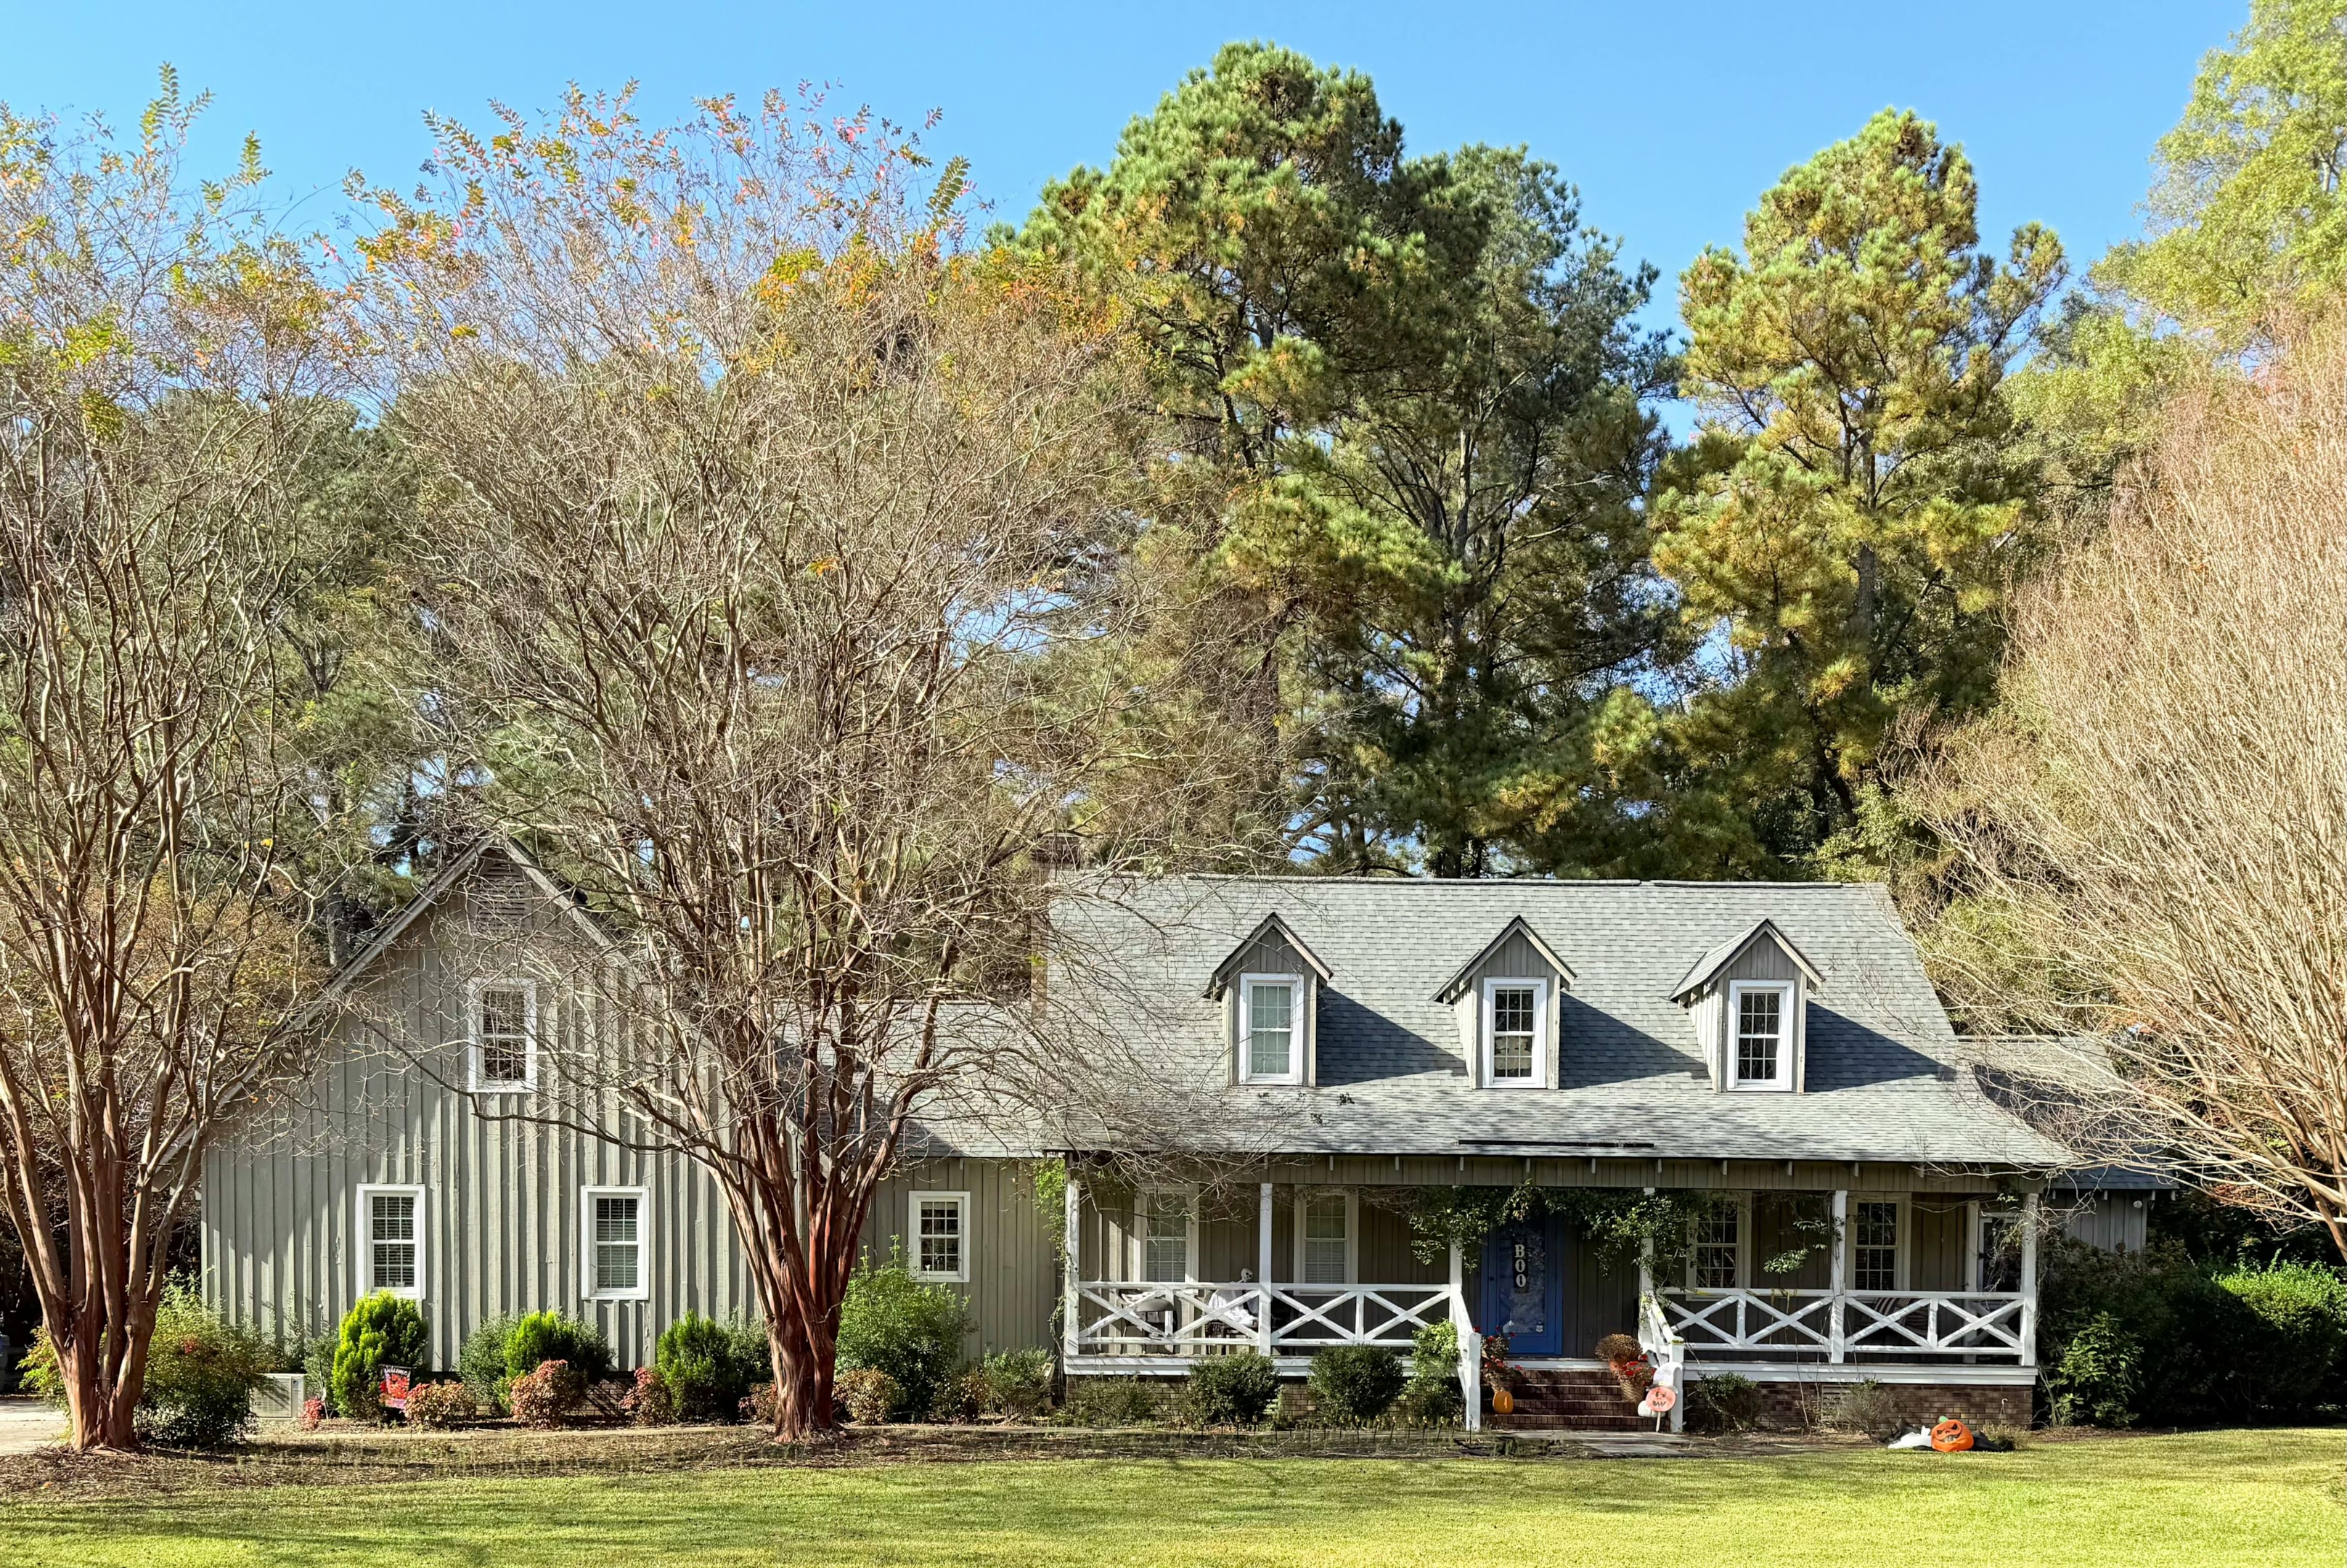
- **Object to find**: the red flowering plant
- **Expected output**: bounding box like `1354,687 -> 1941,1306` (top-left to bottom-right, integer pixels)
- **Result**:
1592,1334 -> 1652,1401
1479,1332 -> 1515,1392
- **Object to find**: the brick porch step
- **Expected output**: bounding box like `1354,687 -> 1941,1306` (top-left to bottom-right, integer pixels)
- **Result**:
1488,1369 -> 1651,1432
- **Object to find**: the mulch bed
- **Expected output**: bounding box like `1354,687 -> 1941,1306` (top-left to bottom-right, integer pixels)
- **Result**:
0,1415 -> 1912,1503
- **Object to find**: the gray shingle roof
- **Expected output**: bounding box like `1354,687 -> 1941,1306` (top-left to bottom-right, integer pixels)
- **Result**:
1048,875 -> 2070,1167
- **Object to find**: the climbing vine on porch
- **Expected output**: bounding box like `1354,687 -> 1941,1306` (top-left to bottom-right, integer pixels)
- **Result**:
1402,1183 -> 1730,1278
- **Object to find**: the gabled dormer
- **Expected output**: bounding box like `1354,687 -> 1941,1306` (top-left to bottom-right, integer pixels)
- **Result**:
1434,917 -> 1575,1090
1206,913 -> 1331,1087
1670,919 -> 1824,1093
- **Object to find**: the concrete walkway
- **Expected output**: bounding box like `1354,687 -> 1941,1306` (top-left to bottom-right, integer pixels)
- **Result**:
0,1397 -> 62,1455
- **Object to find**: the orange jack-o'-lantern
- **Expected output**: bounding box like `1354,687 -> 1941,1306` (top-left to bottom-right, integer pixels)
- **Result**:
1930,1418 -> 1975,1453
1492,1386 -> 1516,1416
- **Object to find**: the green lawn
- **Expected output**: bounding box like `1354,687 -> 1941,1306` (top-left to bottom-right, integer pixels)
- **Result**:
5,1430 -> 2338,1567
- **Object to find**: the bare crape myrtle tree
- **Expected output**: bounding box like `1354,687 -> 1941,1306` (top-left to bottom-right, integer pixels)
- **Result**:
1914,309 -> 2347,1257
0,82 -> 371,1449
355,89 -> 1256,1437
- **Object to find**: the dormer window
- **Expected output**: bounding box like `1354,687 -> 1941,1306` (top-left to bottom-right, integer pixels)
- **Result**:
1728,980 -> 1793,1090
1482,977 -> 1548,1089
1238,973 -> 1305,1085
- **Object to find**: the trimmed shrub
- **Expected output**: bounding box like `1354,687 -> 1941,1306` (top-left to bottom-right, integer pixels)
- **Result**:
1683,1372 -> 1763,1434
507,1359 -> 581,1427
1188,1351 -> 1278,1426
330,1293 -> 430,1421
504,1311 -> 615,1388
655,1312 -> 767,1424
1392,1372 -> 1464,1427
459,1313 -> 521,1413
401,1380 -> 477,1429
934,1368 -> 989,1424
836,1256 -> 969,1422
1307,1346 -> 1404,1425
621,1365 -> 677,1426
2038,1236 -> 2264,1426
133,1283 -> 272,1448
2219,1260 -> 2347,1418
838,1366 -> 902,1425
980,1348 -> 1054,1421
1061,1376 -> 1160,1427
2050,1312 -> 2143,1427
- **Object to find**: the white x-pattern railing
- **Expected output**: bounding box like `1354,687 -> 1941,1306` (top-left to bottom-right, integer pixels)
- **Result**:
1660,1288 -> 2028,1361
1072,1281 -> 1452,1356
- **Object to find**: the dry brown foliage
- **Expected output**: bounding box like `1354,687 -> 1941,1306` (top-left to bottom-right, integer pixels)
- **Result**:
1913,307 -> 2346,1251
354,90 -> 1255,1438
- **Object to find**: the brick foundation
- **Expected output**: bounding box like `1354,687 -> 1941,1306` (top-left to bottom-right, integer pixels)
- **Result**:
1721,1376 -> 2031,1433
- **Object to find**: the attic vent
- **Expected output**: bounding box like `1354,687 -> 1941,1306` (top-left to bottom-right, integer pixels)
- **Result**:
466,873 -> 532,926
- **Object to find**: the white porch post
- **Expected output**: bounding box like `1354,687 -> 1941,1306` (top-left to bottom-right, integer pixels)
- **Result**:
1450,1240 -> 1482,1432
1062,1169 -> 1082,1367
1828,1188 -> 1848,1364
1257,1181 -> 1276,1356
2019,1190 -> 2041,1369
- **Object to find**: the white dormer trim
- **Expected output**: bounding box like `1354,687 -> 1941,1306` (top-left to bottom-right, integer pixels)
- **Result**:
1434,917 -> 1574,1003
1236,972 -> 1307,1085
1670,919 -> 1824,1004
1480,976 -> 1550,1090
1204,913 -> 1331,1000
1726,979 -> 1796,1091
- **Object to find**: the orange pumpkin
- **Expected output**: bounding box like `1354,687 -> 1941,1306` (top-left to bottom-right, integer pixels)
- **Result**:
1930,1418 -> 1975,1453
1491,1386 -> 1516,1416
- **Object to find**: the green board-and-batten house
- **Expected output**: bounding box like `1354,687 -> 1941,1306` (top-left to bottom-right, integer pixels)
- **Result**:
203,841 -> 2149,1430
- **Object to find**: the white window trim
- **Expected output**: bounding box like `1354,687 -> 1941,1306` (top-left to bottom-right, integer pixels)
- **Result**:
1686,1193 -> 1752,1291
1135,1185 -> 1199,1284
1480,976 -> 1549,1090
1236,972 -> 1307,1085
910,1189 -> 972,1284
466,976 -> 541,1093
1726,980 -> 1795,1092
581,1185 -> 650,1302
355,1183 -> 427,1301
1293,1190 -> 1359,1285
1848,1194 -> 1909,1292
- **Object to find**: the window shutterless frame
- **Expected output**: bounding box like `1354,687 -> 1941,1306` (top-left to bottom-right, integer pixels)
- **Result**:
1480,977 -> 1548,1089
1725,980 -> 1795,1091
355,1183 -> 427,1301
466,977 -> 540,1093
1236,972 -> 1306,1085
909,1190 -> 971,1283
581,1185 -> 650,1301
1293,1190 -> 1358,1284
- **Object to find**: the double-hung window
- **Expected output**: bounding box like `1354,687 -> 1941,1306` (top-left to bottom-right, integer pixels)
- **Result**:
1482,979 -> 1547,1088
1692,1204 -> 1741,1290
1238,973 -> 1305,1085
1140,1190 -> 1193,1283
582,1186 -> 648,1300
468,978 -> 538,1092
911,1191 -> 971,1283
356,1184 -> 426,1299
1853,1200 -> 1901,1291
1297,1193 -> 1354,1285
1728,981 -> 1793,1090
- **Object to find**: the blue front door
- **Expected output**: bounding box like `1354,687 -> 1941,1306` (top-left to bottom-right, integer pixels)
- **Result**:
1479,1217 -> 1564,1355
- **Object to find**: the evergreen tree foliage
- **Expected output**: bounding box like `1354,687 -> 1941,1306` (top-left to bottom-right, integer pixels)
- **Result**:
1018,43 -> 1681,875
1646,110 -> 2064,869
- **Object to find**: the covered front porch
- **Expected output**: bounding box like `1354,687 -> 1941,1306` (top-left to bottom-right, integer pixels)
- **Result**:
1056,1163 -> 2042,1431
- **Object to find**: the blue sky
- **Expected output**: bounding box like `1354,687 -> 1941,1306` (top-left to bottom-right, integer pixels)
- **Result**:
7,1 -> 2234,333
